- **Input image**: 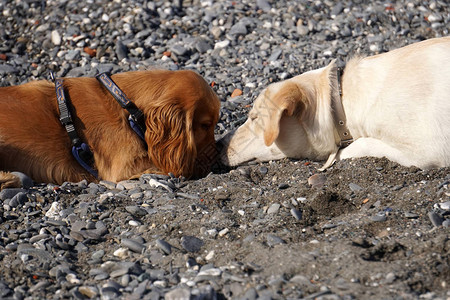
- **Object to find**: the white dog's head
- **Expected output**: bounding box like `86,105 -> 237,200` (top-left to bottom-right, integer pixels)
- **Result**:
220,61 -> 338,166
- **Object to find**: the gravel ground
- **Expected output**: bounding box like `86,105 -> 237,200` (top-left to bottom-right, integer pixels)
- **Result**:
0,0 -> 449,299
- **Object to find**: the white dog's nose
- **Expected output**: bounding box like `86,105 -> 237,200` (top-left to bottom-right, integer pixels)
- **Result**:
216,131 -> 236,166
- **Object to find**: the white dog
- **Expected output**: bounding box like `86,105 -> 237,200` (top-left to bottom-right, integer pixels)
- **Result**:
221,37 -> 450,170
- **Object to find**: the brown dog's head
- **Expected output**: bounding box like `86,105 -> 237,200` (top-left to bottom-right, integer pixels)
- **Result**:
119,70 -> 220,178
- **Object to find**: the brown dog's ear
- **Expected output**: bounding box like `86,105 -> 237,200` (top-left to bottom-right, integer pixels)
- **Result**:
145,104 -> 196,177
263,82 -> 308,146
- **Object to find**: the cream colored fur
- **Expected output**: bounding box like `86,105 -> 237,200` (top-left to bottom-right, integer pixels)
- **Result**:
221,37 -> 450,169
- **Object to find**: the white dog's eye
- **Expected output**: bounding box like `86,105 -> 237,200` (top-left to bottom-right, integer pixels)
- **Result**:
249,111 -> 257,121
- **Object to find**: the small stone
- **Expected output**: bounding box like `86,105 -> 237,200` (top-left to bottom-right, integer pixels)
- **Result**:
165,288 -> 190,300
437,201 -> 450,211
29,234 -> 50,243
171,44 -> 188,56
91,250 -> 105,261
65,49 -> 80,61
99,180 -> 116,189
218,228 -> 229,237
322,223 -> 338,229
278,183 -> 289,189
51,30 -> 61,46
266,234 -> 286,247
349,183 -> 363,192
198,267 -> 222,278
385,272 -> 396,284
259,166 -> 268,175
9,192 -> 27,207
229,22 -> 247,36
110,267 -> 129,278
256,0 -> 271,12
330,2 -> 343,18
308,174 -> 326,188
443,220 -> 450,228
66,273 -> 81,284
129,220 -> 141,227
0,64 -> 17,75
156,239 -> 172,255
428,211 -> 443,227
231,89 -> 243,98
267,203 -> 281,214
83,47 -> 97,57
181,236 -> 204,253
153,280 -> 167,288
78,286 -> 99,298
214,40 -> 229,49
114,248 -> 130,259
115,41 -> 128,60
0,188 -> 26,201
29,281 -> 50,293
268,49 -> 282,62
290,208 -> 302,220
210,27 -> 223,39
195,39 -> 212,54
205,250 -> 215,261
405,212 -> 419,219
125,206 -> 147,217
371,212 -> 387,222
118,181 -> 140,190
121,238 -> 145,253
45,202 -> 62,219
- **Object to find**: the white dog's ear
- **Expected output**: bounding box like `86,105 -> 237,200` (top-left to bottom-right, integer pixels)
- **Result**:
264,82 -> 309,146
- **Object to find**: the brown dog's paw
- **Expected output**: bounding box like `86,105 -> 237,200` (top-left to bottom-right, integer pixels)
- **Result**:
0,171 -> 22,190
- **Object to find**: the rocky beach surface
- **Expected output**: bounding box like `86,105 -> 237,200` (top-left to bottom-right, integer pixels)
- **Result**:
0,0 -> 449,299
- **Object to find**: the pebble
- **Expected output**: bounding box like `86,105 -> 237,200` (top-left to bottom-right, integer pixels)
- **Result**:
231,88 -> 243,98
125,205 -> 147,217
443,220 -> 450,228
405,212 -> 419,219
371,212 -> 387,222
308,174 -> 326,188
0,188 -> 26,201
155,239 -> 172,255
266,234 -> 286,247
229,22 -> 247,36
435,201 -> 450,211
121,238 -> 145,253
257,0 -> 271,12
259,166 -> 268,175
349,183 -> 363,192
78,286 -> 99,298
267,203 -> 281,214
181,236 -> 204,253
165,288 -> 191,300
290,208 -> 302,220
218,228 -> 229,237
428,211 -> 443,227
278,183 -> 289,189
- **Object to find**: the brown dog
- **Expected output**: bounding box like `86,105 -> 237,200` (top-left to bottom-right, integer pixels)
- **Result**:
0,70 -> 220,189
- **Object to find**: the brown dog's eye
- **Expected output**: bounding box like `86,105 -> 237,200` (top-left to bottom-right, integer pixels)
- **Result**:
201,123 -> 211,130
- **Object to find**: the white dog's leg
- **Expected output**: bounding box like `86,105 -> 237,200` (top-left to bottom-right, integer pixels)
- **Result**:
337,137 -> 416,167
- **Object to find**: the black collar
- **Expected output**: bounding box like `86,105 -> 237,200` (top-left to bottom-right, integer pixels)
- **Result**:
96,73 -> 147,143
331,65 -> 353,148
318,63 -> 354,171
55,78 -> 98,178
